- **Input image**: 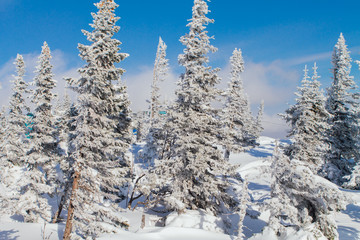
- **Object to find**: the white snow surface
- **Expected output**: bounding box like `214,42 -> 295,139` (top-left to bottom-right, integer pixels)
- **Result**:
1,136 -> 360,239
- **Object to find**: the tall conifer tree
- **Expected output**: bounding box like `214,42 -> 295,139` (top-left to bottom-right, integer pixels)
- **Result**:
343,60 -> 360,189
282,64 -> 330,172
18,42 -> 57,223
253,100 -> 264,139
150,37 -> 169,123
2,54 -> 30,166
142,37 -> 169,164
153,0 -> 235,214
222,48 -> 256,160
63,0 -> 132,238
0,56 -> 30,216
52,89 -> 73,223
0,107 -> 6,160
268,144 -> 346,239
325,33 -> 360,182
0,107 -> 6,169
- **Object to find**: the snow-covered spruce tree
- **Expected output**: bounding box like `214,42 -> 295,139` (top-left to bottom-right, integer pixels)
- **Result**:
17,42 -> 58,223
253,100 -> 264,139
324,33 -> 360,183
150,36 -> 169,123
54,89 -> 72,155
63,0 -> 132,239
222,48 -> 257,160
0,55 -> 31,216
1,54 -> 30,166
51,89 -> 73,223
236,179 -> 249,240
343,60 -> 360,189
0,108 -> 7,211
343,164 -> 360,190
268,145 -> 297,236
0,107 -> 7,173
0,107 -> 6,158
141,37 -> 169,164
52,101 -> 81,224
0,109 -> 9,213
281,64 -> 330,173
152,0 -> 236,214
268,144 -> 346,239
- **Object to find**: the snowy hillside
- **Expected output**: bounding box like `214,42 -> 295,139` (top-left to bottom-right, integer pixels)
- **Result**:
1,136 -> 359,240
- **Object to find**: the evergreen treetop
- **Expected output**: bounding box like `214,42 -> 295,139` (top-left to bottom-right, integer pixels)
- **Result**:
153,0 -> 236,215
64,0 -> 132,238
325,33 -> 359,176
282,64 -> 330,172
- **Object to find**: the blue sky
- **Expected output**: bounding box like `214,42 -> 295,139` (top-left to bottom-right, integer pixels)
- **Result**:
1,0 -> 360,138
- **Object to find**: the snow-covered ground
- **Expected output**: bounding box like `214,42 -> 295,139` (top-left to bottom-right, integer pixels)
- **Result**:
1,136 -> 360,239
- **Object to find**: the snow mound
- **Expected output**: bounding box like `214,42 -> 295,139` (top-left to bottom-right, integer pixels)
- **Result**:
165,210 -> 225,233
251,226 -> 327,240
0,219 -> 63,240
99,227 -> 231,240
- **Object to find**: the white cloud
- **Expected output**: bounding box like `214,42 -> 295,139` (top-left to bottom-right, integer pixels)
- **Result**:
243,61 -> 299,106
124,59 -> 294,138
282,51 -> 332,67
218,59 -> 299,107
124,57 -> 299,138
0,57 -> 18,108
218,59 -> 300,138
0,49 -> 300,139
261,113 -> 289,139
0,49 -> 180,113
0,49 -> 80,109
124,66 -> 178,112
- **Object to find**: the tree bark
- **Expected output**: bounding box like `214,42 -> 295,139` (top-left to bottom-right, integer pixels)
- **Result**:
224,149 -> 230,161
63,171 -> 80,240
127,174 -> 145,209
52,180 -> 72,223
140,213 -> 146,229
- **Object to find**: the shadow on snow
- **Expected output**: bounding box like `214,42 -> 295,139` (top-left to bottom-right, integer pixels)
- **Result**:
342,204 -> 360,223
0,229 -> 19,240
337,225 -> 360,240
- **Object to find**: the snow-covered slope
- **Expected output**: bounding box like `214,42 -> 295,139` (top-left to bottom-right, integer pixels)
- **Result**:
1,136 -> 359,239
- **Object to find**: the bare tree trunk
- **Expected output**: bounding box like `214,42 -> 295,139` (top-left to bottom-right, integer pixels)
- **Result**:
63,171 -> 80,240
52,180 -> 72,223
224,149 -> 230,161
136,121 -> 142,142
127,174 -> 145,209
140,213 -> 146,229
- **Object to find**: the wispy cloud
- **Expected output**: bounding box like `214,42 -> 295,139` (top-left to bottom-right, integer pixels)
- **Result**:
283,51 -> 332,67
218,59 -> 299,106
217,58 -> 300,138
262,113 -> 288,139
124,66 -> 177,112
0,56 -> 19,108
124,58 -> 298,138
276,45 -> 360,67
0,49 -> 80,109
0,49 -> 178,113
3,48 -> 337,139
